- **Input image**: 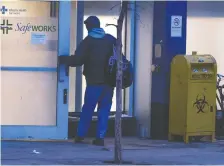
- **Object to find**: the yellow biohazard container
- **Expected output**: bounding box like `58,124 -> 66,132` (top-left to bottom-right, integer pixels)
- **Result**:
168,51 -> 217,143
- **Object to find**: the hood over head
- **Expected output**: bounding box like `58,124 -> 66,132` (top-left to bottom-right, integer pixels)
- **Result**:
84,16 -> 100,32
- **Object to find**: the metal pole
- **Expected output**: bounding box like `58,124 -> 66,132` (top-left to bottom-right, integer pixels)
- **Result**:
75,1 -> 84,112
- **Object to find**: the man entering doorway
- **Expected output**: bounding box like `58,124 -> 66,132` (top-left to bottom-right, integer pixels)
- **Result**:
59,16 -> 115,146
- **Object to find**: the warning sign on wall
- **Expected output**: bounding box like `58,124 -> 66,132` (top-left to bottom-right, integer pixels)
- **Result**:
171,15 -> 182,37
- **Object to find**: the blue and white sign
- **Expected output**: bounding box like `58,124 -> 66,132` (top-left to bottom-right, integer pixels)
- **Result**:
202,68 -> 208,73
31,33 -> 46,45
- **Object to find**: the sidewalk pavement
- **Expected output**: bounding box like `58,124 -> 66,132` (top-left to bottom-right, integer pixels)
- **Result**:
1,137 -> 224,165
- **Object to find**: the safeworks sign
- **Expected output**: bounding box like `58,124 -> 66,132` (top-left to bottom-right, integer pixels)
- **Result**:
1,17 -> 58,55
15,22 -> 57,34
0,18 -> 57,35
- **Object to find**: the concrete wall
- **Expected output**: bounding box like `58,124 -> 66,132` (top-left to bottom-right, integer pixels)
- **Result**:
134,1 -> 154,137
187,1 -> 224,76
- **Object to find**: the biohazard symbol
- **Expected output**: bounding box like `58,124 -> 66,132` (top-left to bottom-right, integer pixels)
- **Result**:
193,94 -> 209,113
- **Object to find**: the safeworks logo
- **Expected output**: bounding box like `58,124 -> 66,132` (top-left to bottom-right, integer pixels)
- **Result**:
0,19 -> 13,34
15,23 -> 56,34
0,19 -> 57,35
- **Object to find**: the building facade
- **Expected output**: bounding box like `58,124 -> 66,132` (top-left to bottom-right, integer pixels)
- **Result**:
1,1 -> 223,140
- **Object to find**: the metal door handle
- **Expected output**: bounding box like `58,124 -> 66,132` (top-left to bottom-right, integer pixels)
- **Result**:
63,89 -> 68,104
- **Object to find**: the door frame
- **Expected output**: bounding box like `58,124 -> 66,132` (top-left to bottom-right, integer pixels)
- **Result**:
1,1 -> 71,140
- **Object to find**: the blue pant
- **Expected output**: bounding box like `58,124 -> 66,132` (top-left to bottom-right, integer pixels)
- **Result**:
77,84 -> 113,139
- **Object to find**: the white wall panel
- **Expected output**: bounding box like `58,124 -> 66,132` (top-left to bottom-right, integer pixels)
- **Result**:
1,71 -> 57,125
134,1 -> 154,137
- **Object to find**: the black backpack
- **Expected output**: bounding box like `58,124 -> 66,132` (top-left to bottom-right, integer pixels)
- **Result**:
105,45 -> 133,89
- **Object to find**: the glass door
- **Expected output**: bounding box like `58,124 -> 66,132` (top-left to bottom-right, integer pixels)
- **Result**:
1,1 -> 71,140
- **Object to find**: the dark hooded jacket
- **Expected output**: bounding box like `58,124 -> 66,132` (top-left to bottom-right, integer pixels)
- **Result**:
59,16 -> 116,85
